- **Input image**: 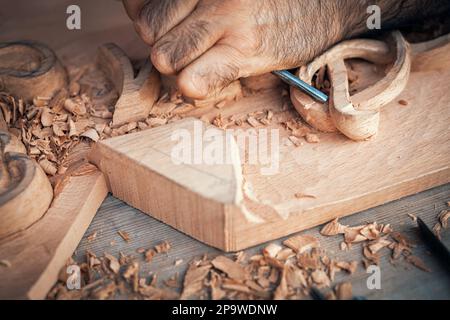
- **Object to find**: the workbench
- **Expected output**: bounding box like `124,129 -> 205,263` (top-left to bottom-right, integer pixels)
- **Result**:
74,184 -> 450,299
2,0 -> 449,300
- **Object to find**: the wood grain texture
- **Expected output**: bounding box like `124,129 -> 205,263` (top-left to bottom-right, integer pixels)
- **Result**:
90,51 -> 450,251
0,168 -> 108,299
89,118 -> 243,249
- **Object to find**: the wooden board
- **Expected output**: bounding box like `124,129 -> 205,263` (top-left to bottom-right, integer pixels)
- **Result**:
0,167 -> 108,299
90,59 -> 450,251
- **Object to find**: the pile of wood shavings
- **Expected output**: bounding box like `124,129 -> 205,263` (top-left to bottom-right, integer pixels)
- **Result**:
321,218 -> 431,272
47,234 -> 358,300
47,213 -> 438,301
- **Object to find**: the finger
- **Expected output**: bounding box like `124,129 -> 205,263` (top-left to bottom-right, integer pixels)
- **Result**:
122,0 -> 146,20
151,13 -> 224,75
134,0 -> 199,46
177,44 -> 247,99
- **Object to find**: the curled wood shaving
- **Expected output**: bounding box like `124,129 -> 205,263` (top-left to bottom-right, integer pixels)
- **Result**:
320,218 -> 347,236
438,210 -> 450,229
283,234 -> 319,254
64,98 -> 86,116
104,253 -> 120,274
80,128 -> 99,142
211,256 -> 249,281
39,158 -> 57,176
263,243 -> 283,258
180,262 -> 211,299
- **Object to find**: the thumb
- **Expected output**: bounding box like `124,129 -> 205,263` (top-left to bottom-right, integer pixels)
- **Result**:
177,44 -> 246,99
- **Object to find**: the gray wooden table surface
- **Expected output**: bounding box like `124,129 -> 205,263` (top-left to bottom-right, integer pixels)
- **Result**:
74,183 -> 450,299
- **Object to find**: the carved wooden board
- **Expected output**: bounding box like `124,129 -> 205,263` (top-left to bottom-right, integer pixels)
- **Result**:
0,167 -> 108,299
90,55 -> 450,251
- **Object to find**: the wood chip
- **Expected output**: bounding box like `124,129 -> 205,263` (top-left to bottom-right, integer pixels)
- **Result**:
438,210 -> 450,229
104,253 -> 120,274
180,262 -> 211,299
155,241 -> 171,254
320,218 -> 347,236
87,232 -> 97,242
211,256 -> 249,281
64,98 -> 86,115
305,133 -> 320,143
81,128 -> 99,142
283,234 -> 319,254
262,243 -> 283,258
246,116 -> 260,128
288,135 -> 303,147
40,107 -> 54,127
294,193 -> 316,200
118,230 -> 131,242
39,158 -> 57,176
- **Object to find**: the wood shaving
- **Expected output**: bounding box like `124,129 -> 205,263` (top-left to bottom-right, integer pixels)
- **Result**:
262,243 -> 283,259
211,256 -> 249,281
180,262 -> 211,299
320,218 -> 347,236
86,232 -> 97,243
438,210 -> 449,229
305,133 -> 320,143
104,253 -> 120,274
283,234 -> 319,254
118,230 -> 131,242
288,135 -> 303,147
81,128 -> 99,142
154,241 -> 171,254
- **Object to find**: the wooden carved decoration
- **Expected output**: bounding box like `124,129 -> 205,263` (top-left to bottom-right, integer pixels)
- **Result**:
0,131 -> 53,239
0,41 -> 67,101
291,31 -> 411,140
96,43 -> 161,127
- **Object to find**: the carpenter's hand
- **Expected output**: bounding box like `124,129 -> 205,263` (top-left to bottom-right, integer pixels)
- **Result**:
123,0 -> 351,99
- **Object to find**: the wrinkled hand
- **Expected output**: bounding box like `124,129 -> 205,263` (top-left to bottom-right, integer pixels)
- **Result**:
123,0 -> 349,99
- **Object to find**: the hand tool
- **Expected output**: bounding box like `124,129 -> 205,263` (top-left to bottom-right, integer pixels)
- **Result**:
290,31 -> 411,140
273,70 -> 328,103
417,217 -> 450,272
